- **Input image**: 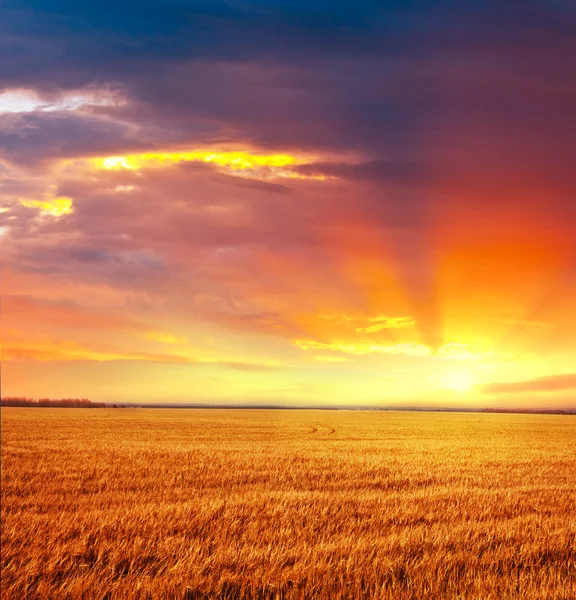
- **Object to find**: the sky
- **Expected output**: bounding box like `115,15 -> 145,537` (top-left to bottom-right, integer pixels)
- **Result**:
1,0 -> 575,407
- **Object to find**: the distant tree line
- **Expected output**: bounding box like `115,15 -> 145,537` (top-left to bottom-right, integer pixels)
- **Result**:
481,408 -> 575,415
1,397 -> 106,408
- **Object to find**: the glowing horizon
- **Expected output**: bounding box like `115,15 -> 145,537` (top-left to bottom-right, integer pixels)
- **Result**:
2,138 -> 575,407
1,0 -> 575,408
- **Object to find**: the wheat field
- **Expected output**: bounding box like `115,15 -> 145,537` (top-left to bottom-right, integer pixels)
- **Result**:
1,408 -> 575,599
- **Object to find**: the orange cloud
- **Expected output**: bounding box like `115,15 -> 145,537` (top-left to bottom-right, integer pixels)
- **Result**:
481,373 -> 576,395
145,331 -> 187,345
3,295 -> 146,333
294,339 -> 432,357
3,334 -> 281,373
3,337 -> 193,363
355,316 -> 415,333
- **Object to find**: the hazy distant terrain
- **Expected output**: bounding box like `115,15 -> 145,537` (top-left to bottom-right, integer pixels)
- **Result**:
2,409 -> 575,599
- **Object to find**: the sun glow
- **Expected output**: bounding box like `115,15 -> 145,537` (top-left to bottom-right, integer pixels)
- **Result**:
442,372 -> 476,394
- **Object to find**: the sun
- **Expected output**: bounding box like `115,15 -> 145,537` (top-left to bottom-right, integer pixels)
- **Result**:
442,371 -> 475,394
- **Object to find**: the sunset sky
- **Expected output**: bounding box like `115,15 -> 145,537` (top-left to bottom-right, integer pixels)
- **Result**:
1,0 -> 575,407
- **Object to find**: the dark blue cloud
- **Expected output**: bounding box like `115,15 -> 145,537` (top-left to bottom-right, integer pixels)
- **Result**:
3,0 -> 573,90
0,0 -> 417,89
1,0 -> 575,198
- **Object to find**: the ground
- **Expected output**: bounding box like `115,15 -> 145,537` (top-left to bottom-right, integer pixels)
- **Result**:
1,408 -> 575,599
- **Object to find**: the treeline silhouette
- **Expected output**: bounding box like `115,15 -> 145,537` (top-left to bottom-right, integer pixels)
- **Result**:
1,397 -> 106,408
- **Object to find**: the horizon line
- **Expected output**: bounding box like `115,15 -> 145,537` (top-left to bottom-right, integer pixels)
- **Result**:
97,403 -> 576,414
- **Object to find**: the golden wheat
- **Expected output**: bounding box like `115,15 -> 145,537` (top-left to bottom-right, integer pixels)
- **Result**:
1,408 -> 575,599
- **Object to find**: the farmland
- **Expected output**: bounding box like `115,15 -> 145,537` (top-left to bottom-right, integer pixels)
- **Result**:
1,409 -> 575,599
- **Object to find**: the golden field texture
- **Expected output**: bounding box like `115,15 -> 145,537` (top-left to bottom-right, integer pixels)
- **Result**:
1,408 -> 575,599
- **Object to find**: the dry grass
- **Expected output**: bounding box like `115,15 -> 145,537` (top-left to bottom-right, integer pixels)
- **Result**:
1,408 -> 575,599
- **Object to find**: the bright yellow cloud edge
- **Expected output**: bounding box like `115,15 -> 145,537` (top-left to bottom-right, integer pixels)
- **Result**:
19,197 -> 73,217
13,149 -> 328,218
89,150 -> 328,179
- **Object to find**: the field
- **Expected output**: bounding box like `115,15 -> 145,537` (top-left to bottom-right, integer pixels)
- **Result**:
1,409 -> 575,599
